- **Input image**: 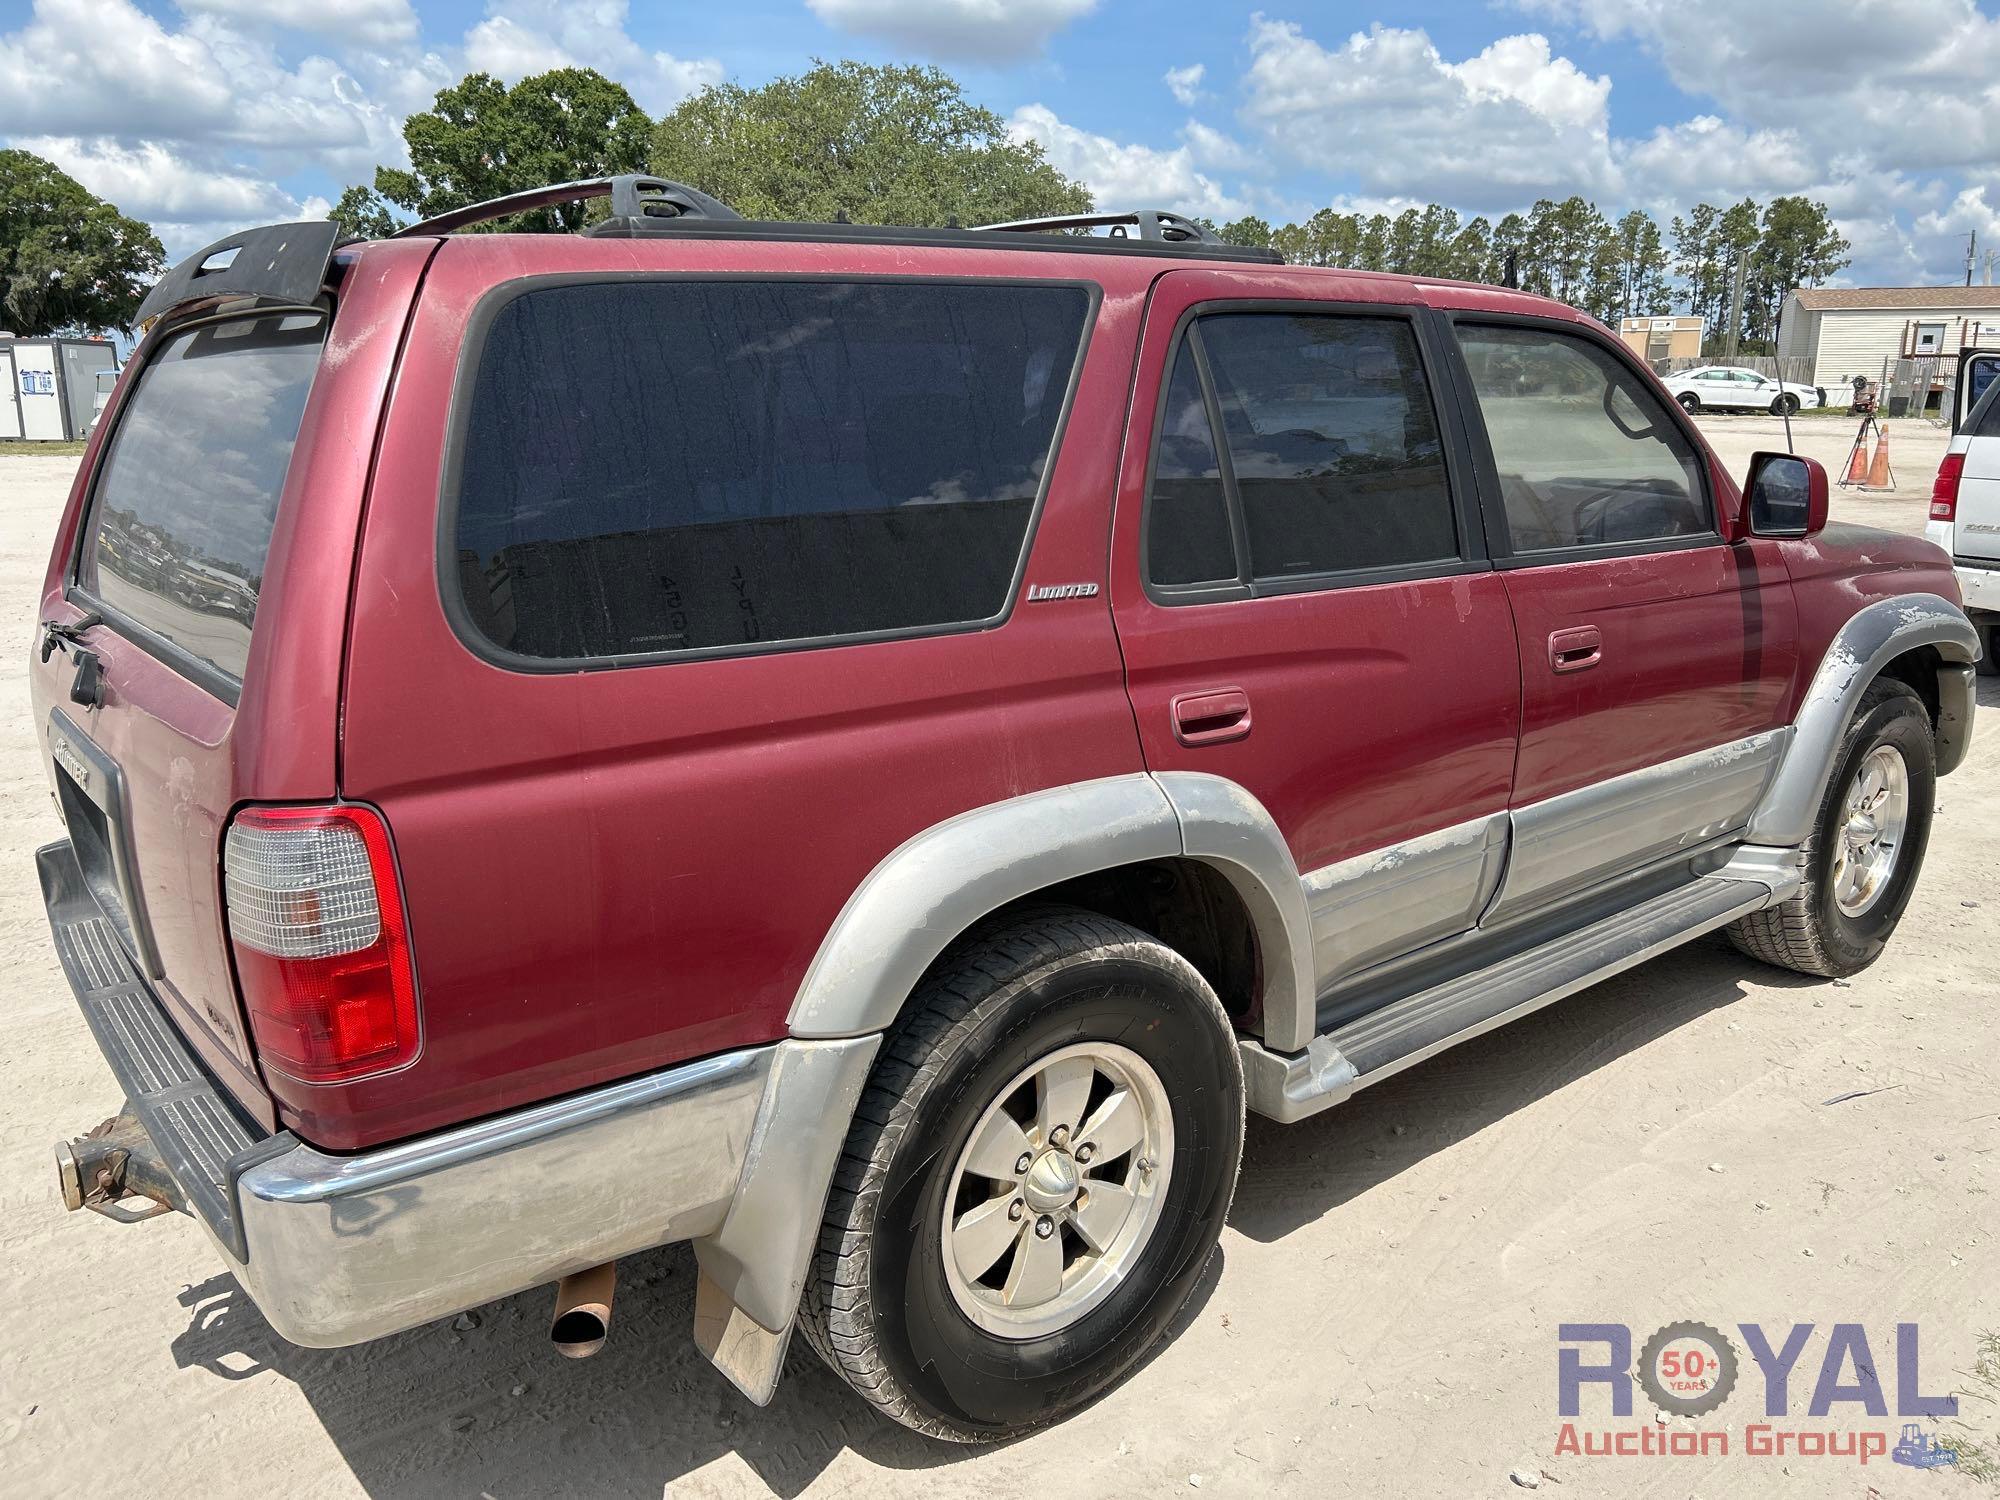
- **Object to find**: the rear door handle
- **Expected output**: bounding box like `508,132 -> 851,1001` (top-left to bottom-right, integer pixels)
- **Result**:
1548,626 -> 1602,674
1171,688 -> 1252,747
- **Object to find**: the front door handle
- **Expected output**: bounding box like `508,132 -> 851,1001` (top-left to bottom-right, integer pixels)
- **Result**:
1171,688 -> 1252,747
1549,626 -> 1602,674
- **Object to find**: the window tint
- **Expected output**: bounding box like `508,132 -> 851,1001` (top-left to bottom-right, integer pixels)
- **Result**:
79,312 -> 324,683
453,280 -> 1090,661
1967,361 -> 2000,436
1457,325 -> 1710,553
1145,312 -> 1457,590
1147,343 -> 1236,586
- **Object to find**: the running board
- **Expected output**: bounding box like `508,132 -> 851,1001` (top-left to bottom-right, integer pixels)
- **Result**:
1239,855 -> 1796,1124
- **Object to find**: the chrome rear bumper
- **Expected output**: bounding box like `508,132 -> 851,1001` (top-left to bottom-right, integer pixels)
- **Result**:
40,837 -> 775,1346
228,1046 -> 771,1345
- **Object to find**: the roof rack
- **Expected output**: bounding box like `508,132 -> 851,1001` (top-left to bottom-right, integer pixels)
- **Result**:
391,175 -> 741,239
972,209 -> 1224,246
383,172 -> 1284,264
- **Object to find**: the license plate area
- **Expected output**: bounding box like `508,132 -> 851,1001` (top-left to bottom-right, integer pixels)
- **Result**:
48,709 -> 164,980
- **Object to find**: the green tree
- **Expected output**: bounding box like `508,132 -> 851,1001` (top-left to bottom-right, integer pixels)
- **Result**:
652,60 -> 1089,226
0,150 -> 164,334
1218,215 -> 1273,249
1611,209 -> 1670,321
1445,215 -> 1492,282
328,184 -> 404,239
1270,208 -> 1362,267
1356,213 -> 1391,271
1521,196 -> 1610,307
1750,195 -> 1849,346
1671,203 -> 1723,331
374,68 -> 652,232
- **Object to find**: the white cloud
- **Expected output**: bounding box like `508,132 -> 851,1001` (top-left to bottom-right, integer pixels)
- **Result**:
1008,103 -> 1253,222
463,0 -> 721,114
1241,20 -> 1619,211
1164,63 -> 1205,106
1523,0 -> 2000,174
21,136 -> 299,225
0,0 -> 237,141
806,0 -> 1097,61
1615,116 -> 1821,207
178,0 -> 419,48
1181,119 -> 1259,175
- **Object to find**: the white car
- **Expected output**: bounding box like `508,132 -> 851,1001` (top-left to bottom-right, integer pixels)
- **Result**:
1662,365 -> 1824,415
1929,351 -> 2000,676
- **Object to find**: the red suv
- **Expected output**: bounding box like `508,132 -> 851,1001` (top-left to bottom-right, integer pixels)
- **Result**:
36,178 -> 1978,1440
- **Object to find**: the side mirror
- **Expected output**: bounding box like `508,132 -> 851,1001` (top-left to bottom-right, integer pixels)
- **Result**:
1744,451 -> 1828,538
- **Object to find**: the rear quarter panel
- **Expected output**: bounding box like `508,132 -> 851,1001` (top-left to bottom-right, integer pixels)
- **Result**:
27,241 -> 435,1123
326,237 -> 1151,1150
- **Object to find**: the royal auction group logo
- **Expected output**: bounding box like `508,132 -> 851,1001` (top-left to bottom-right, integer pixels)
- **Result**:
1556,1321 -> 1960,1470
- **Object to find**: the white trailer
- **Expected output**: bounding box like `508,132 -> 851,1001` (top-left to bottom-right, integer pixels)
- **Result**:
0,336 -> 117,441
0,345 -> 21,441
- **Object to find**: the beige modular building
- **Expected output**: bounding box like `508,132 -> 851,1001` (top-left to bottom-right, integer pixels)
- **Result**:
1618,315 -> 1704,364
1777,286 -> 2000,394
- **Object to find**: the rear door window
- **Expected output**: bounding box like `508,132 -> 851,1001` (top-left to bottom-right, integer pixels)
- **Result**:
1144,310 -> 1459,594
77,312 -> 324,686
449,279 -> 1092,663
1455,323 -> 1711,554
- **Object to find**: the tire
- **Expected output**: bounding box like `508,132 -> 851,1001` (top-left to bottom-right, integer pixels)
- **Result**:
1770,393 -> 1799,416
799,906 -> 1245,1442
1728,677 -> 1936,977
1677,391 -> 1702,413
1975,618 -> 1999,677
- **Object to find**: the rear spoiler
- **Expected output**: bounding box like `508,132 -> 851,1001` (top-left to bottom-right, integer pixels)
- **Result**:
135,221 -> 345,327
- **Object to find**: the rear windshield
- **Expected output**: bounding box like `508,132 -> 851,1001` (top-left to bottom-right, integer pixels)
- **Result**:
78,312 -> 324,685
450,279 -> 1092,663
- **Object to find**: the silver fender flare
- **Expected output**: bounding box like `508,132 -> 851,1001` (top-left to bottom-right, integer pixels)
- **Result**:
693,772 -> 1310,1402
1748,592 -> 1977,846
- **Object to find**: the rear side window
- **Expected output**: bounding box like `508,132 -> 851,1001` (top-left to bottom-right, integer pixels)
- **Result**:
1145,311 -> 1458,594
450,279 -> 1092,663
1456,324 -> 1710,554
78,313 -> 324,684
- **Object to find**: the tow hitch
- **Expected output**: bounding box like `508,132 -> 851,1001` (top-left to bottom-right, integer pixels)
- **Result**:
55,1113 -> 185,1223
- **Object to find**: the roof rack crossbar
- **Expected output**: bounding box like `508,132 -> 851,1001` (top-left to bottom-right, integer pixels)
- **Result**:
391,174 -> 742,239
971,209 -> 1225,247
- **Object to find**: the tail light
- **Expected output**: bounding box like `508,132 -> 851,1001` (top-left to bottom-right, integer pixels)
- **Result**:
1932,452 -> 1964,521
223,804 -> 419,1083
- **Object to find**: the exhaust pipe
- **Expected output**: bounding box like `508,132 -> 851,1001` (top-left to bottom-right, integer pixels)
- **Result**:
550,1262 -> 616,1358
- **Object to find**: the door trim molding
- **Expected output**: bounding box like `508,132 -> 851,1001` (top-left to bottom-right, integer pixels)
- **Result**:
1484,729 -> 1789,926
1302,812 -> 1508,998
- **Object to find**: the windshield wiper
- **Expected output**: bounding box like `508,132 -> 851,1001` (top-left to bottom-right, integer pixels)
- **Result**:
39,613 -> 102,663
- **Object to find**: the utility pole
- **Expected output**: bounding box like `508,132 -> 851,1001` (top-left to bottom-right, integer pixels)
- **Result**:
1723,251 -> 1747,360
1968,231 -> 1978,288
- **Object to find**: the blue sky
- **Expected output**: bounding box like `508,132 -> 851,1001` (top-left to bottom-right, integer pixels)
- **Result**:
3,0 -> 1998,289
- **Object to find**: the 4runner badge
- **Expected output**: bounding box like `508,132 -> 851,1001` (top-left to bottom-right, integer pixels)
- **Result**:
1026,582 -> 1100,602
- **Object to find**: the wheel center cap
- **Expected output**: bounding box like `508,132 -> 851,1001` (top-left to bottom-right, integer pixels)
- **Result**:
1023,1149 -> 1080,1212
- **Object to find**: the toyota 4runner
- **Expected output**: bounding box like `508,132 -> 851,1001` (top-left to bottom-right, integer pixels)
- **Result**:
35,178 -> 1978,1441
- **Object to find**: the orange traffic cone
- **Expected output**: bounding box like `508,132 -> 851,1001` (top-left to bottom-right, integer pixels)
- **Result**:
1846,436 -> 1871,484
1866,427 -> 1892,488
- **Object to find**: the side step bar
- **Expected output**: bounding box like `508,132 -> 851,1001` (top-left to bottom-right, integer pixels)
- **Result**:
1239,853 -> 1798,1123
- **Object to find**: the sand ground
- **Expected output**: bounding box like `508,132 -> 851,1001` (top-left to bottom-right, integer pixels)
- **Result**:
0,419 -> 1992,1499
